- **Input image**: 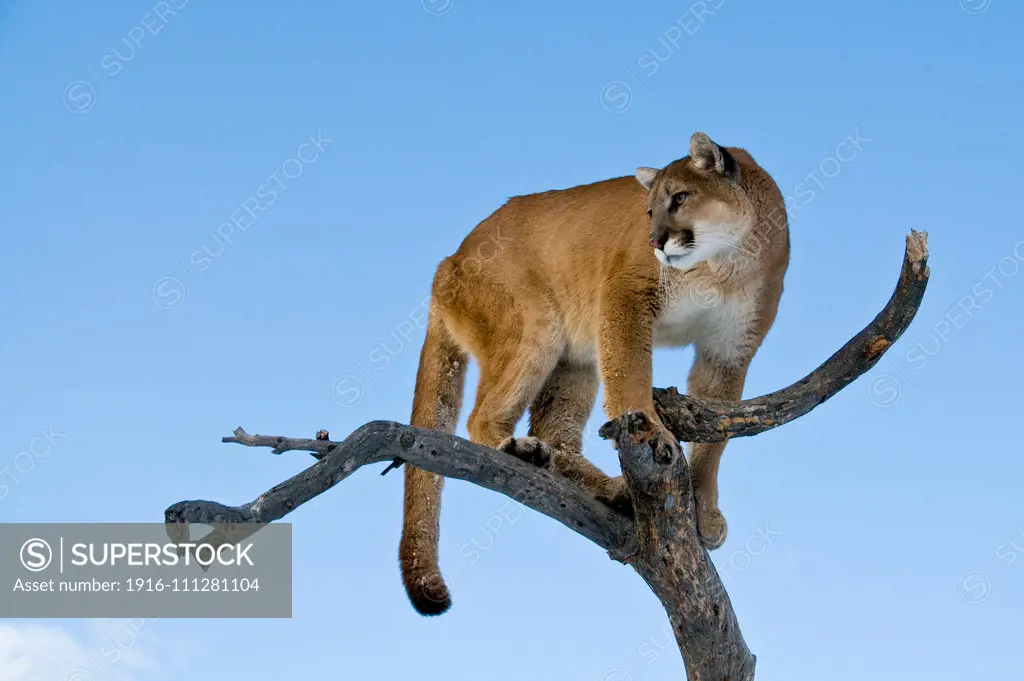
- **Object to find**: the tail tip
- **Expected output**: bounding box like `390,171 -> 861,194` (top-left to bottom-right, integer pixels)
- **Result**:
411,591 -> 452,617
404,571 -> 452,616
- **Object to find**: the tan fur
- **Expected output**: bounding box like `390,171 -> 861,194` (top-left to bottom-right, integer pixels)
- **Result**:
399,132 -> 789,615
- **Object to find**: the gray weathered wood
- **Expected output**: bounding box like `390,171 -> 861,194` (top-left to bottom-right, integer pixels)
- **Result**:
166,421 -> 634,556
603,412 -> 755,681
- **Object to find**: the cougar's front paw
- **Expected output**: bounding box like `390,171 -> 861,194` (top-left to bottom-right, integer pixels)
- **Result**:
498,436 -> 553,469
596,476 -> 633,515
696,506 -> 728,550
649,426 -> 681,465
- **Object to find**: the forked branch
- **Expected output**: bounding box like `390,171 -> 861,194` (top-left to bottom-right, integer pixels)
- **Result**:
165,231 -> 929,681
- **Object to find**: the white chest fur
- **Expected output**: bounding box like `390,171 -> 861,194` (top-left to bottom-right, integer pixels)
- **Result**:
653,285 -> 758,363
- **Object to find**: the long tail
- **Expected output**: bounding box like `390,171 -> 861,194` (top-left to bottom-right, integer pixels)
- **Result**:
399,295 -> 467,616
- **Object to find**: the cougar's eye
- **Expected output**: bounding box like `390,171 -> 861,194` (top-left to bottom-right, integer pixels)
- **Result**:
669,192 -> 690,210
646,208 -> 653,218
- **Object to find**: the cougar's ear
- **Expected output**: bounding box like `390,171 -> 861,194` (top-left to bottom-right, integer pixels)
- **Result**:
689,132 -> 739,179
635,167 -> 659,191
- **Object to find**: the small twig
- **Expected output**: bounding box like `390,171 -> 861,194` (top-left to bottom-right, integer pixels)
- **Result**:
380,457 -> 404,476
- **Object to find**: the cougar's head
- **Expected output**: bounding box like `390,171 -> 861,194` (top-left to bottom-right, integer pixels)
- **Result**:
636,132 -> 753,271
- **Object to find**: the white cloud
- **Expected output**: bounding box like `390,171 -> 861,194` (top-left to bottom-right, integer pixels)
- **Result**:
0,620 -> 162,681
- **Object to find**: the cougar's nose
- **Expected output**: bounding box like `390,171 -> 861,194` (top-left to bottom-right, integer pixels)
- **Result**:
649,233 -> 669,250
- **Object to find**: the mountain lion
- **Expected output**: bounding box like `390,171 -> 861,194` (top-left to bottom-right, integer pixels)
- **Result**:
399,132 -> 789,615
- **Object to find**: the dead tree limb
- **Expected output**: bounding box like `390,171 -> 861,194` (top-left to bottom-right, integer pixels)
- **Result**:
653,230 -> 930,442
166,422 -> 634,555
165,230 -> 929,681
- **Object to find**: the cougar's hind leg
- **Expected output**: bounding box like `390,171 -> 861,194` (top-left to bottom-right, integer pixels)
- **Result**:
465,326 -> 561,458
686,349 -> 752,550
527,360 -> 630,512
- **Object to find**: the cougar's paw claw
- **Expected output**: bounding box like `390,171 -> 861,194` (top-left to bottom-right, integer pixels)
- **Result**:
697,507 -> 728,550
650,427 -> 681,465
498,436 -> 553,469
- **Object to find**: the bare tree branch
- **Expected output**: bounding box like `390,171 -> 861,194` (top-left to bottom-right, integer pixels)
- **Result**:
652,229 -> 929,442
164,231 -> 929,680
165,422 -> 634,557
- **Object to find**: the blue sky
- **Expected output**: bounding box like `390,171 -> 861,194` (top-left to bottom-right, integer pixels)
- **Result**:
2,0 -> 1022,679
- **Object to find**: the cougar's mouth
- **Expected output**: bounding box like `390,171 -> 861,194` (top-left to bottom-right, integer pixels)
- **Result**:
654,247 -> 694,269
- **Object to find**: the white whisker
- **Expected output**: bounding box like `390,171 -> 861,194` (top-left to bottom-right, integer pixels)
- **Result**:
698,232 -> 755,258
